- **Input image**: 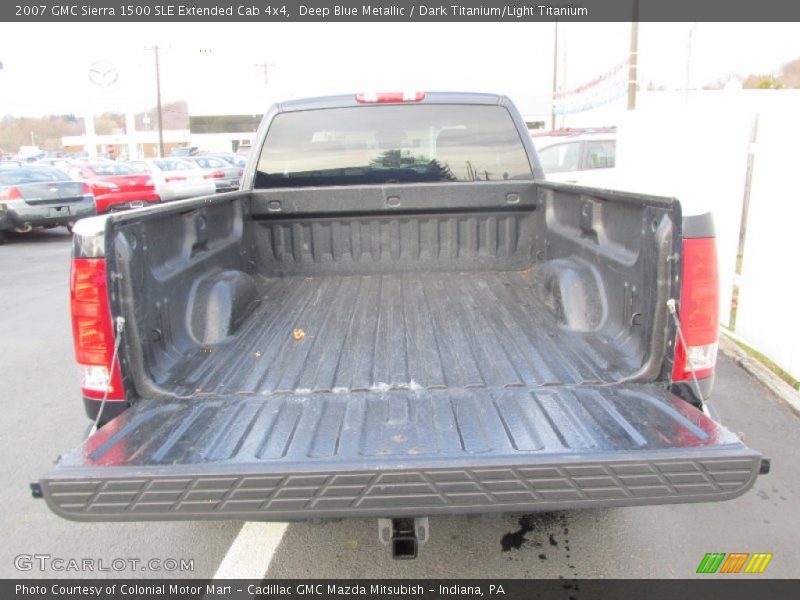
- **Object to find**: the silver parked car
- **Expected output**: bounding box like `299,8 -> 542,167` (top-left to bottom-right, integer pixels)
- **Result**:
0,165 -> 96,243
210,153 -> 247,168
184,156 -> 242,192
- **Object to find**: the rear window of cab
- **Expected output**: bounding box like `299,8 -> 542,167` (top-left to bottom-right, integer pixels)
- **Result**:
255,104 -> 533,188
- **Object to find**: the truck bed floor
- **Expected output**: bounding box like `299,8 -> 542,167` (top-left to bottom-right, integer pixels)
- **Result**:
171,270 -> 639,397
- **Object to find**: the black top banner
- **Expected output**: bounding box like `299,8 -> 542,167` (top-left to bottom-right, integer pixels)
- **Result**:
3,0 -> 800,22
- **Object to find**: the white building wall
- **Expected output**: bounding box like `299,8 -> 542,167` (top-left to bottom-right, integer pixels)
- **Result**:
734,109 -> 800,381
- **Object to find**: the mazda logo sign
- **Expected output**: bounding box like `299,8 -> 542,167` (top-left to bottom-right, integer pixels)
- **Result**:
89,61 -> 118,87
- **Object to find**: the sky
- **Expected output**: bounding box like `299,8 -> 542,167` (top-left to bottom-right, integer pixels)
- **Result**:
0,22 -> 799,119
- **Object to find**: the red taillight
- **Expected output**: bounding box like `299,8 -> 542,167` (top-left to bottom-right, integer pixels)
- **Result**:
355,91 -> 425,103
0,186 -> 22,202
672,237 -> 719,382
204,170 -> 225,179
165,175 -> 187,183
70,258 -> 124,400
91,180 -> 119,191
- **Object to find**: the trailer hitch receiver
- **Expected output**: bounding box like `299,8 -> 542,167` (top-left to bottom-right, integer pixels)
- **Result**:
378,517 -> 429,559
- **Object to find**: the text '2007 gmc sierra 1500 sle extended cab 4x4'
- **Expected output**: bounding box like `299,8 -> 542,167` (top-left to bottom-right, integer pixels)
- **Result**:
34,92 -> 767,559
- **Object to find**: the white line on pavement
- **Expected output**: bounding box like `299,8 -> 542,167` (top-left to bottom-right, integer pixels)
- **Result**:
213,521 -> 288,579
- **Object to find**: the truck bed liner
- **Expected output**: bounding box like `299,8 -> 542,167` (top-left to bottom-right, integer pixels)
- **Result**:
171,270 -> 639,397
41,384 -> 760,521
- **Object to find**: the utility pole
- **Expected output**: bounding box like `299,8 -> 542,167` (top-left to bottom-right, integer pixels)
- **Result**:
254,62 -> 276,112
254,62 -> 274,84
551,21 -> 559,129
627,0 -> 639,110
148,45 -> 165,158
684,23 -> 697,105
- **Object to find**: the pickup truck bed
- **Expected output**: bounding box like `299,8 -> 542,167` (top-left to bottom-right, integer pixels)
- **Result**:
40,181 -> 762,521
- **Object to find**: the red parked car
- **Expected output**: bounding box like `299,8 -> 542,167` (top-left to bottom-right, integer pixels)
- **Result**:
66,162 -> 160,213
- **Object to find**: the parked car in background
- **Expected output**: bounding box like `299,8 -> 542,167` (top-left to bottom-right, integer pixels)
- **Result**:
170,146 -> 200,157
533,130 -> 617,187
0,160 -> 24,169
35,157 -> 77,170
65,162 -> 160,213
0,165 -> 95,243
126,158 -> 215,201
211,153 -> 247,168
18,148 -> 45,162
184,155 -> 242,192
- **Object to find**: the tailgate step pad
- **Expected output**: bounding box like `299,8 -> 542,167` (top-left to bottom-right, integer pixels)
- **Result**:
41,385 -> 761,521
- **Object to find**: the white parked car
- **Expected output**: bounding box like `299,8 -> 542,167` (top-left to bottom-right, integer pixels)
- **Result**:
534,132 -> 617,187
127,158 -> 215,201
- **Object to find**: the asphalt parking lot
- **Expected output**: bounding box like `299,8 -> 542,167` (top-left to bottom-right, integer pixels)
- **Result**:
2,229 -> 798,579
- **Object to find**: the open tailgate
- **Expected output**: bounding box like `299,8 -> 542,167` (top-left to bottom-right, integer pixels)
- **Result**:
38,384 -> 761,521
